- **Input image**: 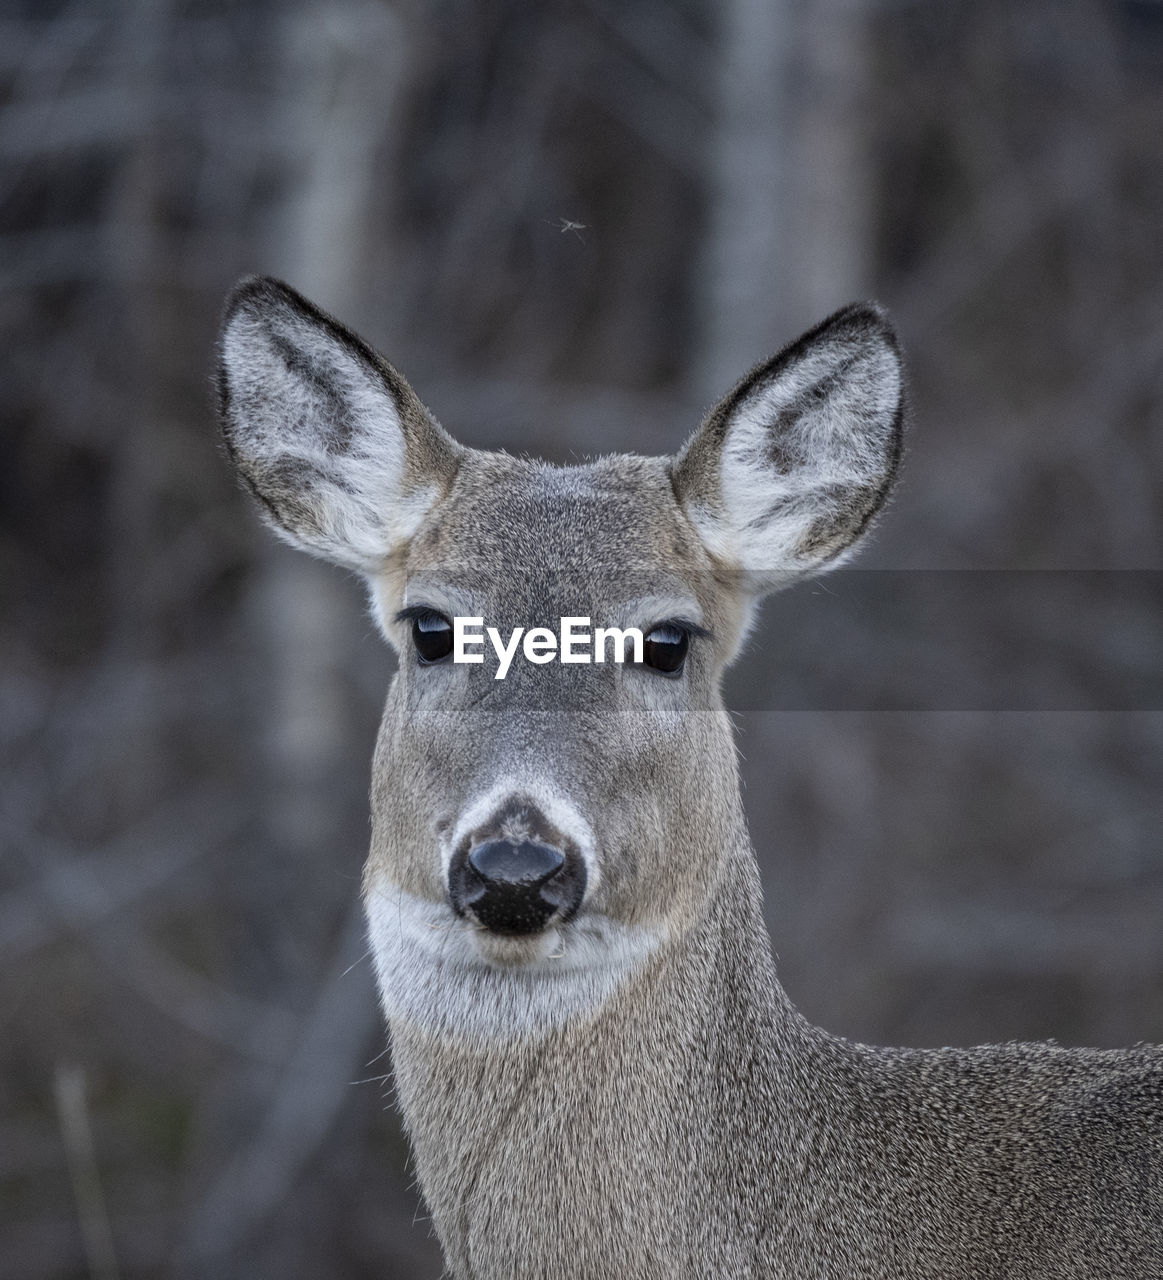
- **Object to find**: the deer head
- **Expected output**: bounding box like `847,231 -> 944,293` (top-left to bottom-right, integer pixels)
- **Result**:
217,276 -> 903,1041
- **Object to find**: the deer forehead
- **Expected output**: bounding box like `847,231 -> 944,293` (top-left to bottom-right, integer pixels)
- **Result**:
402,451 -> 711,604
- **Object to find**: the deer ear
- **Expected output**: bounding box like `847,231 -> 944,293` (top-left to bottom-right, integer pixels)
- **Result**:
217,276 -> 462,572
673,303 -> 903,592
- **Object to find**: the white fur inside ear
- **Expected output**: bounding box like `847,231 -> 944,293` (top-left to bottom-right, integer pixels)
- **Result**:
221,294 -> 438,572
707,321 -> 901,580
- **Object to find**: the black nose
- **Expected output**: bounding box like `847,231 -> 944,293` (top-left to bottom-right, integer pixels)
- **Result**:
449,839 -> 584,936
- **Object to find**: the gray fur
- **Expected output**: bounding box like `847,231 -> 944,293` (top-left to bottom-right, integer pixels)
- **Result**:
217,279 -> 1162,1279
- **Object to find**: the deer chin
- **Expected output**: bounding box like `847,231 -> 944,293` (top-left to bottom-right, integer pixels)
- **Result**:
365,880 -> 665,1040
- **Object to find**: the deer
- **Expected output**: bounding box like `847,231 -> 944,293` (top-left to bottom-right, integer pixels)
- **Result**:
217,276 -> 1162,1279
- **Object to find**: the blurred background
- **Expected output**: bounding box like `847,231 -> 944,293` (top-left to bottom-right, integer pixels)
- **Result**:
2,0 -> 1162,1276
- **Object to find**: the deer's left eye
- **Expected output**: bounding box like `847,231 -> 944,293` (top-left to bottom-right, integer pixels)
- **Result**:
642,623 -> 689,676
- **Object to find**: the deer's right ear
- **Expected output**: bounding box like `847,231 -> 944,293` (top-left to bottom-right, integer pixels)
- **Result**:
673,303 -> 903,594
217,276 -> 462,572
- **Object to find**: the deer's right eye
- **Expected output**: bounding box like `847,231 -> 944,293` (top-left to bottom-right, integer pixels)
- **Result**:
411,611 -> 454,664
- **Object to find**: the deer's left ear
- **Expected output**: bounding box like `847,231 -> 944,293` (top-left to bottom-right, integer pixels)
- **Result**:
673,303 -> 903,593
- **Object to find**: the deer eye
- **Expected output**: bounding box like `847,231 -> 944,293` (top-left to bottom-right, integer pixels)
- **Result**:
642,623 -> 689,676
411,611 -> 454,664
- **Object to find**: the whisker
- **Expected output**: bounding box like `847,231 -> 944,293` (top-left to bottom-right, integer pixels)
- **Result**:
342,945 -> 373,977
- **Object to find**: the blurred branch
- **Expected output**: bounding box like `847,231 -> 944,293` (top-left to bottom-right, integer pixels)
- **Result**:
54,1064 -> 120,1280
894,143 -> 1117,332
0,89 -> 139,157
0,1213 -> 170,1280
0,798 -> 231,955
556,24 -> 708,178
6,812 -> 297,1063
93,929 -> 298,1065
0,5 -> 106,122
582,0 -> 712,93
177,897 -> 378,1267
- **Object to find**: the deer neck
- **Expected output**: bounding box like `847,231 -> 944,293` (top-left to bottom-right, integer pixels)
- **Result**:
387,837 -> 821,1275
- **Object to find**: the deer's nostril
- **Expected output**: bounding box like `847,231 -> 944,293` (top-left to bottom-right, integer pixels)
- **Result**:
468,840 -> 564,888
450,839 -> 584,937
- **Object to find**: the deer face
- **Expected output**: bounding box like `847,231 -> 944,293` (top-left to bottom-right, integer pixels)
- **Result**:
218,277 -> 902,1040
366,453 -> 742,980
